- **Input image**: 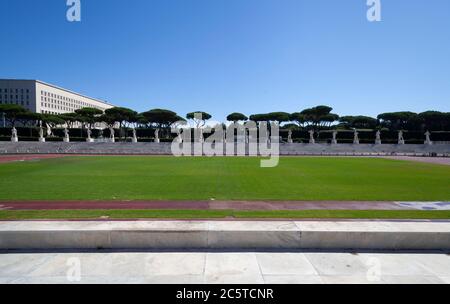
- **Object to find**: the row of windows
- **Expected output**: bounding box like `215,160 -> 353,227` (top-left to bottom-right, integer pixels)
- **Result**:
0,99 -> 30,106
40,90 -> 104,111
40,102 -> 82,112
41,110 -> 60,115
41,96 -> 84,108
0,88 -> 30,94
0,94 -> 30,100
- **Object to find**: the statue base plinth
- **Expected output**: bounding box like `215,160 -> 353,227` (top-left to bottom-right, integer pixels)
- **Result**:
39,138 -> 46,143
63,138 -> 70,143
86,138 -> 94,143
331,140 -> 338,145
11,138 -> 18,143
155,139 -> 160,143
425,141 -> 433,145
132,138 -> 138,143
353,141 -> 360,145
375,140 -> 382,145
398,141 -> 405,145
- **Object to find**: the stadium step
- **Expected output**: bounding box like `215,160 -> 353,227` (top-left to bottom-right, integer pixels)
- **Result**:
1,220 -> 449,251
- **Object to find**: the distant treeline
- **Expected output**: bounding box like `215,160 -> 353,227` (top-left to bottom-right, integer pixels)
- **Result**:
1,104 -> 450,141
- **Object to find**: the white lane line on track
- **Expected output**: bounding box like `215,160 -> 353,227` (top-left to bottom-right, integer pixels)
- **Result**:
395,202 -> 450,211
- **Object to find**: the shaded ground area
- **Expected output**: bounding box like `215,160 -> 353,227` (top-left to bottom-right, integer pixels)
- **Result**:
1,252 -> 449,284
0,200 -> 428,211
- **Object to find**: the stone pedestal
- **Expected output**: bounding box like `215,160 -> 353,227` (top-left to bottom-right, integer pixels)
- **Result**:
398,140 -> 405,145
331,139 -> 338,145
86,138 -> 94,143
155,138 -> 160,143
132,137 -> 138,143
63,137 -> 70,143
375,139 -> 382,145
39,138 -> 46,143
11,137 -> 18,143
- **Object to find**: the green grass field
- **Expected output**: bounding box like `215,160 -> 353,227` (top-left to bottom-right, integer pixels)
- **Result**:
0,156 -> 449,201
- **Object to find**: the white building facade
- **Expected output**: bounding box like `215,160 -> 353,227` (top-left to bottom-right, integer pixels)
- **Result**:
0,79 -> 114,114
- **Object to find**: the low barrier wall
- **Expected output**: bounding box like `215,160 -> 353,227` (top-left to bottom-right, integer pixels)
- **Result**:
0,142 -> 449,156
1,221 -> 449,250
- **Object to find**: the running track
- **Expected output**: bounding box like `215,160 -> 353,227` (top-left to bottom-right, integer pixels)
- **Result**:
0,154 -> 449,165
0,200 -> 440,211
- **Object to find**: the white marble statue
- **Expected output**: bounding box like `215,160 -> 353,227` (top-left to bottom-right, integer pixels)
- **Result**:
375,130 -> 382,145
309,130 -> 315,144
332,131 -> 338,145
353,129 -> 360,145
46,123 -> 52,137
288,130 -> 293,144
398,131 -> 405,145
39,126 -> 45,142
154,129 -> 160,143
109,127 -> 115,143
132,128 -> 138,143
63,128 -> 70,143
425,131 -> 432,145
86,128 -> 94,142
11,127 -> 18,142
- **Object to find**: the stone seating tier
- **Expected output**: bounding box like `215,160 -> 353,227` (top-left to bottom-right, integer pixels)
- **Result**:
0,142 -> 449,156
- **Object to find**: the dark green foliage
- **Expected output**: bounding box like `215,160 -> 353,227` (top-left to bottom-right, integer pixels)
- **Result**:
227,113 -> 248,122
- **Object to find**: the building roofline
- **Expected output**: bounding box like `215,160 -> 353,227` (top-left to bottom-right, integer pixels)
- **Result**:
0,79 -> 115,106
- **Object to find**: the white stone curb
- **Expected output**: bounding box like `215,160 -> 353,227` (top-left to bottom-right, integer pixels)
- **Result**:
0,221 -> 450,250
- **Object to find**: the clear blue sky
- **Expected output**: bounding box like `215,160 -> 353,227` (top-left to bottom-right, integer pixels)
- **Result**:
1,0 -> 449,121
